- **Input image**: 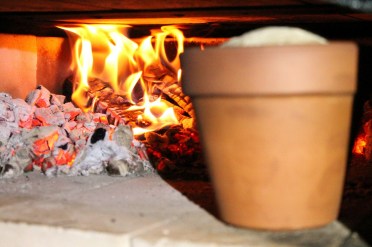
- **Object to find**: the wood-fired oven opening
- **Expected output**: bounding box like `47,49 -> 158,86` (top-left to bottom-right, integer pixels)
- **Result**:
0,0 -> 372,244
0,26 -> 223,180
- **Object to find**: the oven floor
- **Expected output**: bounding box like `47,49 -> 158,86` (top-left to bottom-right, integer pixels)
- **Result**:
0,173 -> 369,247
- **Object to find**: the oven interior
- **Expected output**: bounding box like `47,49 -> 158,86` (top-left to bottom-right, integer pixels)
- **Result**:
0,0 -> 372,246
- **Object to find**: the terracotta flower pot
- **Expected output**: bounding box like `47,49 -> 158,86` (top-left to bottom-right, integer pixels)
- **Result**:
181,42 -> 358,230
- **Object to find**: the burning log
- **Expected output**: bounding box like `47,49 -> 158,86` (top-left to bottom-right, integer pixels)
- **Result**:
66,77 -> 194,131
151,74 -> 195,122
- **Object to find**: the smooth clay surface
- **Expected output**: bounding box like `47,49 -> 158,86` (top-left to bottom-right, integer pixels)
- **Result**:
181,42 -> 358,230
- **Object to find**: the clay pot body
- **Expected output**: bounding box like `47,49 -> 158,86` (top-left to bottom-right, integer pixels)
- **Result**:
181,43 -> 358,230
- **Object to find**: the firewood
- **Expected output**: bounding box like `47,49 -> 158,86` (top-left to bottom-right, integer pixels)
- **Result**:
152,74 -> 195,127
84,76 -> 195,130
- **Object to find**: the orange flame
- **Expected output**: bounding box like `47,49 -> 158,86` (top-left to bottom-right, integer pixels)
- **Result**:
59,24 -> 184,134
352,134 -> 367,155
132,92 -> 179,135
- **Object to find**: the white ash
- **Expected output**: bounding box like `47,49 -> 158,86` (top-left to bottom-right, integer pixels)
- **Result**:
112,123 -> 134,149
69,125 -> 152,177
25,84 -> 52,107
50,94 -> 65,106
1,126 -> 60,177
12,98 -> 35,127
221,26 -> 327,47
1,146 -> 32,179
34,106 -> 65,126
0,85 -> 153,178
0,94 -> 18,141
45,164 -> 71,177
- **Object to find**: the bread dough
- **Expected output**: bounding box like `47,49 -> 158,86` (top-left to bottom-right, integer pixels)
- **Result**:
221,26 -> 327,47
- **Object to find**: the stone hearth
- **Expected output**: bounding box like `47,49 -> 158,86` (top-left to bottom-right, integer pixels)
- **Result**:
0,173 -> 369,247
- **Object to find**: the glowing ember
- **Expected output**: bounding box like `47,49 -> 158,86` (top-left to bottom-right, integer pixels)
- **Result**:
352,101 -> 372,160
0,86 -> 152,178
353,134 -> 367,155
59,24 -> 185,135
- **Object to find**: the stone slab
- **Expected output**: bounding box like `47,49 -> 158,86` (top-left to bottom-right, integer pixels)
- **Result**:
0,173 -> 369,247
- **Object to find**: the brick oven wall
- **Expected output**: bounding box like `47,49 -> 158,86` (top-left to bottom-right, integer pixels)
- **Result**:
0,34 -> 71,99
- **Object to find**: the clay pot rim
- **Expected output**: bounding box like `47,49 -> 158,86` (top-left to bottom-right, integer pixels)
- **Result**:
181,42 -> 358,96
